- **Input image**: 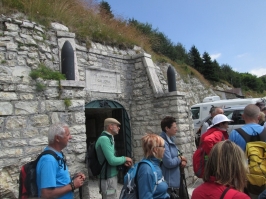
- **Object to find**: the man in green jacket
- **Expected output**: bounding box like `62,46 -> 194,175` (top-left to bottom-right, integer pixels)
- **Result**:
95,118 -> 132,199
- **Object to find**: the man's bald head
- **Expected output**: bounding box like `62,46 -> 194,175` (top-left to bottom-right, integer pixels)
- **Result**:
243,104 -> 260,120
214,108 -> 224,115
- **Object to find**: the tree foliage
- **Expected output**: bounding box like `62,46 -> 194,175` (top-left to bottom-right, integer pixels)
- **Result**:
127,17 -> 266,93
188,46 -> 203,73
99,1 -> 114,18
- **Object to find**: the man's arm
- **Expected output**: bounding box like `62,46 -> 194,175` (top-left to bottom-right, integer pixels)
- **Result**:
99,136 -> 127,166
41,173 -> 85,199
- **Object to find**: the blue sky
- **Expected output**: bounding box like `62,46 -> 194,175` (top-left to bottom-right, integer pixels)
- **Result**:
103,0 -> 266,77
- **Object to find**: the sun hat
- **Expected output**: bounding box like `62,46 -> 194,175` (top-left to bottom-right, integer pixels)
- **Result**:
208,114 -> 233,129
104,118 -> 121,126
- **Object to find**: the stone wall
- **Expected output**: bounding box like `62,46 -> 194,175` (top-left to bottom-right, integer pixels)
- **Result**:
0,13 -> 215,198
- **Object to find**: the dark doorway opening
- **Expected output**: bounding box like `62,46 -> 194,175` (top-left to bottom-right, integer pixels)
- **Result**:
85,100 -> 132,183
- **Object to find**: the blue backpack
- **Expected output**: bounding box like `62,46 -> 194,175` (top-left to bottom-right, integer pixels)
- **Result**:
119,159 -> 163,199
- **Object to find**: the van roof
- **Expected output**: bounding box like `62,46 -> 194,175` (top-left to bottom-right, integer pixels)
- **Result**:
191,98 -> 262,108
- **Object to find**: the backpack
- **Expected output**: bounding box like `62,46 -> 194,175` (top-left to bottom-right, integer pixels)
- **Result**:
193,128 -> 226,178
119,159 -> 163,199
192,144 -> 208,178
235,128 -> 266,195
87,135 -> 108,177
193,128 -> 213,178
18,150 -> 63,199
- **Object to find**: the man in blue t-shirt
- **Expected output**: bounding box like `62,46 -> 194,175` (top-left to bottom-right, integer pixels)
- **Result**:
36,123 -> 86,199
229,104 -> 264,152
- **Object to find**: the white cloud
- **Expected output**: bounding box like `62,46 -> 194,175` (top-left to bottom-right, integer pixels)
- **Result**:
249,68 -> 266,77
236,53 -> 249,58
210,53 -> 221,61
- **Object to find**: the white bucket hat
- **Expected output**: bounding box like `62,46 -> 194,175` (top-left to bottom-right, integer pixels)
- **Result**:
208,114 -> 233,129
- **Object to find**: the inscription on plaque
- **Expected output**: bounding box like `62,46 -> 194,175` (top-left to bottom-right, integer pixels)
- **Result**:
86,69 -> 121,93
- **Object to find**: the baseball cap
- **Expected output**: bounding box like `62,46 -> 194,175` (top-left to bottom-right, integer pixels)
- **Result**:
208,114 -> 233,129
104,118 -> 121,126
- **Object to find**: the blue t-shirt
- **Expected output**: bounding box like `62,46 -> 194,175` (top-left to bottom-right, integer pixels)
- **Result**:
229,123 -> 264,151
36,147 -> 73,199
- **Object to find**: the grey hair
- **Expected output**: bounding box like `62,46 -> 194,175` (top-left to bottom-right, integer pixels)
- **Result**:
48,123 -> 69,144
104,125 -> 109,131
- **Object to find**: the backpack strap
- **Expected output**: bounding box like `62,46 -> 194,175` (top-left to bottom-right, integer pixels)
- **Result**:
236,127 -> 266,143
95,135 -> 109,194
36,150 -> 65,169
259,127 -> 266,141
207,118 -> 212,126
235,128 -> 251,143
220,187 -> 239,199
220,187 -> 230,199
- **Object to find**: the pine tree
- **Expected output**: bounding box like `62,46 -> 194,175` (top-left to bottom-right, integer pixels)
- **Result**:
188,45 -> 203,73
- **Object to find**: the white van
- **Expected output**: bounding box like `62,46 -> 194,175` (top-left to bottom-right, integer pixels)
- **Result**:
191,96 -> 263,133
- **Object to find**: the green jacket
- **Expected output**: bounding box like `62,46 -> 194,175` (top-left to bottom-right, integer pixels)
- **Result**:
95,131 -> 126,179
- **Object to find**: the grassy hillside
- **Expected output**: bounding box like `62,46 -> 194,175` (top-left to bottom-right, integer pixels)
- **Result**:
0,0 -> 205,80
0,0 -> 264,97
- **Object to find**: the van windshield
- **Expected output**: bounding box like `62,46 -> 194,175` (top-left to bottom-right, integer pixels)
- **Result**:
191,107 -> 200,119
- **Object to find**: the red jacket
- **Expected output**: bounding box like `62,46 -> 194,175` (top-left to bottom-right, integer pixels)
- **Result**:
192,176 -> 250,199
201,127 -> 228,155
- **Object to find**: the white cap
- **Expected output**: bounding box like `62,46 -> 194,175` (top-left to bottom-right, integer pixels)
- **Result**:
208,114 -> 233,129
104,118 -> 121,126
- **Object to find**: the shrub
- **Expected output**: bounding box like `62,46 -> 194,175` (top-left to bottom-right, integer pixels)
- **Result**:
36,82 -> 46,92
29,64 -> 66,80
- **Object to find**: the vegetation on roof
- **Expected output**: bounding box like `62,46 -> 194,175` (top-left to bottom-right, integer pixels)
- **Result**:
1,0 -> 265,96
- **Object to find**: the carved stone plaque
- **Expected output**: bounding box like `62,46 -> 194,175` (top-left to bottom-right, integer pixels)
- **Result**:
86,69 -> 121,93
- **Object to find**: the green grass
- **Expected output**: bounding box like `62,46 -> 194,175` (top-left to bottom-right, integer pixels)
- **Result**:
0,0 -> 237,91
35,82 -> 46,92
64,98 -> 72,107
29,63 -> 66,80
0,0 -> 150,51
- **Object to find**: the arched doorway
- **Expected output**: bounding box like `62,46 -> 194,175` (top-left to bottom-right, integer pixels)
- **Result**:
85,100 -> 132,182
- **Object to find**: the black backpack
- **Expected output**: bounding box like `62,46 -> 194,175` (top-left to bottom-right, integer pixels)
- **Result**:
18,150 -> 64,199
87,135 -> 108,177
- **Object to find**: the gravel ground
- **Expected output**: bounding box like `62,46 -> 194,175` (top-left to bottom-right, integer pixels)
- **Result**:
87,177 -> 202,199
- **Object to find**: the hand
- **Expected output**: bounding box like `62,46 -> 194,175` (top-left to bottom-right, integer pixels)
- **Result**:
181,160 -> 187,168
181,156 -> 187,163
125,157 -> 133,167
180,156 -> 187,168
73,173 -> 86,188
74,172 -> 86,181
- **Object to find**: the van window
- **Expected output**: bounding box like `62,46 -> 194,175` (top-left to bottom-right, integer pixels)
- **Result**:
224,110 -> 245,125
231,110 -> 245,125
224,110 -> 234,120
191,107 -> 200,119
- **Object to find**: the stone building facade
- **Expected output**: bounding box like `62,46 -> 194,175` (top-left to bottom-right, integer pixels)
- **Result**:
0,14 -> 214,198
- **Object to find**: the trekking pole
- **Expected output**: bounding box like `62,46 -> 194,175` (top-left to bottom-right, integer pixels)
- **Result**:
180,167 -> 189,199
79,186 -> 83,199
